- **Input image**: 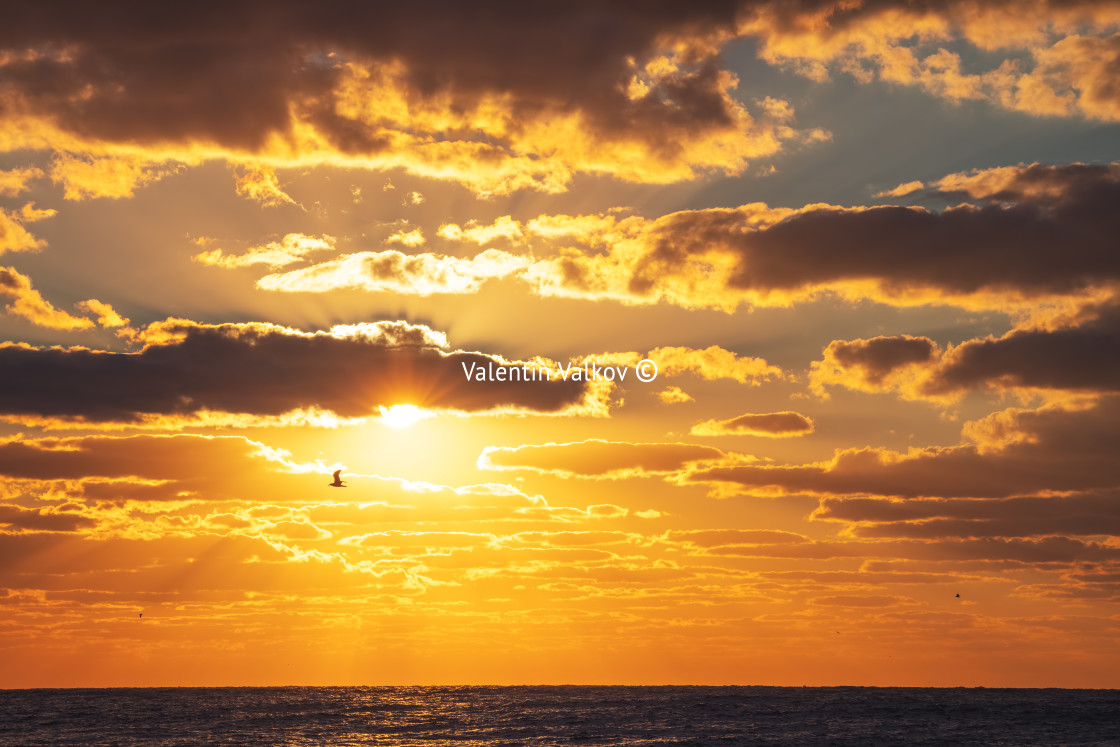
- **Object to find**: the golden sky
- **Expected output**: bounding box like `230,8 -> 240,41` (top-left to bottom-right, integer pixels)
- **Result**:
2,0 -> 1119,687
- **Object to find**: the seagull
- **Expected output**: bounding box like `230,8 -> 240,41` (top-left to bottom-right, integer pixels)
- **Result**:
329,469 -> 347,488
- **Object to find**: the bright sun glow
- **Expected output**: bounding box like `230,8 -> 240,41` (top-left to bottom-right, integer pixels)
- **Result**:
378,404 -> 426,428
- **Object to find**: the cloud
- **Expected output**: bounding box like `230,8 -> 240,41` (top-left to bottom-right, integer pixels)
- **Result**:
257,248 -> 530,295
234,165 -> 299,207
0,319 -> 589,423
625,165 -> 1120,308
245,165 -> 1120,313
438,216 -> 524,246
478,439 -> 731,478
927,303 -> 1120,396
0,433 -> 263,482
0,166 -> 43,196
687,398 -> 1120,499
0,266 -> 93,330
49,155 -> 181,200
0,4 -> 827,195
0,503 -> 94,532
76,299 -> 129,328
193,233 -> 336,269
875,180 -> 924,198
657,386 -> 694,404
661,529 -> 809,546
817,490 -> 1120,526
18,202 -> 55,223
0,209 -> 46,255
691,411 -> 814,437
743,1 -> 1120,122
813,491 -> 1120,540
262,163 -> 1112,312
578,345 -> 785,387
698,536 -> 1120,564
649,346 -> 785,384
385,228 -> 425,248
3,4 -> 1116,202
812,301 -> 1120,401
0,434 -> 646,543
809,595 -> 917,608
811,335 -> 941,400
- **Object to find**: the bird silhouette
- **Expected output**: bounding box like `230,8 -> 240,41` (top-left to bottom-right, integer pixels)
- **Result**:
329,469 -> 347,488
139,613 -> 143,618
955,593 -> 960,598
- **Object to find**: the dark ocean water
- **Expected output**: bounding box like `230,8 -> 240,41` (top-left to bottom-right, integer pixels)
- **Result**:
1,686 -> 1118,746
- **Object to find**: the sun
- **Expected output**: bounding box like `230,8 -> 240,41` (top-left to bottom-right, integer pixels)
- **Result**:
378,404 -> 427,428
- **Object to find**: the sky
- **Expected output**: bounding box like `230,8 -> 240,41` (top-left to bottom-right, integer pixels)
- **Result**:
1,1 -> 1119,688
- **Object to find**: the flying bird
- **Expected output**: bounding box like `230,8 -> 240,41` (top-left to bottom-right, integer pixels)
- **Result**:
329,469 -> 347,488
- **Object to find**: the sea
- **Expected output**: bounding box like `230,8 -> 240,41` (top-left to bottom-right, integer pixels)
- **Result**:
2,686 -> 1118,746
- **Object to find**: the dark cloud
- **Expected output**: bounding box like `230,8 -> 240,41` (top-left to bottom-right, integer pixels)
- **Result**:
702,536 -> 1120,564
0,434 -> 256,481
814,491 -> 1120,540
626,164 -> 1120,303
814,302 -> 1120,399
927,302 -> 1120,394
816,491 -> 1120,525
933,163 -> 1120,207
0,320 -> 586,422
825,337 -> 936,384
0,1 -> 749,153
688,398 -> 1120,499
851,517 -> 1120,540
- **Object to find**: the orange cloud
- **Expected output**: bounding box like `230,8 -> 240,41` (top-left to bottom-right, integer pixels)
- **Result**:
256,248 -> 530,294
576,346 -> 785,390
691,411 -> 814,437
233,165 -> 300,208
0,209 -> 46,255
193,233 -> 336,269
49,154 -> 182,200
0,266 -> 93,330
385,228 -> 425,248
657,385 -> 694,404
0,166 -> 43,196
478,439 -> 733,478
76,299 -> 128,328
649,346 -> 786,385
437,216 -> 523,245
874,180 -> 924,198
